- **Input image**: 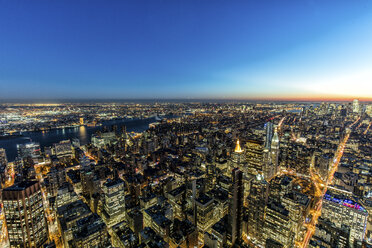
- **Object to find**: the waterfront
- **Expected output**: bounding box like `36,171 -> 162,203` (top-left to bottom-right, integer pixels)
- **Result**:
0,117 -> 158,161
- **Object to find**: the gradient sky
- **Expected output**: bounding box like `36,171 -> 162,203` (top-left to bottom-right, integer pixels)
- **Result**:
1,1 -> 372,100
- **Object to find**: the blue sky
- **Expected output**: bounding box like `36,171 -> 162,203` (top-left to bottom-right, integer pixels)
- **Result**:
0,1 -> 372,100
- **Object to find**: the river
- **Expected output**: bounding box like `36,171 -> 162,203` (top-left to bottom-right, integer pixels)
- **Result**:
0,117 -> 158,161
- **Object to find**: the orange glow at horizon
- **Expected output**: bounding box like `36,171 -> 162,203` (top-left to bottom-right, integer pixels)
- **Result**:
220,93 -> 372,102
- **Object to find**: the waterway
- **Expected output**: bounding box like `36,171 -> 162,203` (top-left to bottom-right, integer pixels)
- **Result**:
0,117 -> 158,161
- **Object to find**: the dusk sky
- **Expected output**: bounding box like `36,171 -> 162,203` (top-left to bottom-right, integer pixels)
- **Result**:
1,1 -> 372,100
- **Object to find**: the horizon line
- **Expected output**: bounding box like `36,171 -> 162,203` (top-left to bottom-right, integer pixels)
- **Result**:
0,97 -> 371,103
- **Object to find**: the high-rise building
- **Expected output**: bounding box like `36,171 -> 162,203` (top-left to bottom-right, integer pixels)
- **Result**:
309,217 -> 350,248
195,193 -> 215,233
71,213 -> 110,247
246,174 -> 268,245
230,139 -> 244,169
17,142 -> 42,160
262,124 -> 279,180
57,199 -> 92,248
55,182 -> 79,208
263,150 -> 276,180
270,127 -> 280,170
245,139 -> 264,176
2,181 -> 48,248
228,168 -> 243,246
321,187 -> 368,247
264,122 -> 274,149
110,221 -> 139,248
263,200 -> 294,248
281,191 -> 310,241
54,140 -> 74,159
46,167 -> 67,196
101,178 -> 126,227
0,148 -> 7,166
353,99 -> 360,113
366,104 -> 372,117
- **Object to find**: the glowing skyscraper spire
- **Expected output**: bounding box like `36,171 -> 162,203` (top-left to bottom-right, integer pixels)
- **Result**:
235,139 -> 243,153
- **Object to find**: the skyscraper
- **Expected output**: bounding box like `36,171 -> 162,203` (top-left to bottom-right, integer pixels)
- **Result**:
263,200 -> 294,248
101,178 -> 126,227
2,181 -> 48,248
228,168 -> 243,246
264,122 -> 274,149
231,139 -> 244,166
353,99 -> 360,113
270,127 -> 280,171
195,194 -> 215,233
246,174 -> 268,245
245,139 -> 264,176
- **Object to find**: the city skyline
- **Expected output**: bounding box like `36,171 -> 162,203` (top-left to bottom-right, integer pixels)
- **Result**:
1,1 -> 372,101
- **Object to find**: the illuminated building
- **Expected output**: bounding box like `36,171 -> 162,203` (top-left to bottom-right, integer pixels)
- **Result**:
209,216 -> 228,247
264,122 -> 274,149
315,152 -> 332,181
126,207 -> 143,237
263,200 -> 294,248
266,238 -> 284,248
309,217 -> 350,248
0,148 -> 7,166
66,169 -> 82,194
46,166 -> 67,196
207,187 -> 229,220
246,174 -> 268,245
0,148 -> 7,183
17,142 -> 42,163
234,139 -> 242,153
263,122 -> 277,180
353,99 -> 360,113
195,193 -> 215,233
71,138 -> 80,148
269,175 -> 293,202
53,140 -> 74,159
321,187 -> 368,247
139,227 -> 169,248
2,181 -> 48,248
366,105 -> 372,116
81,168 -> 99,197
228,168 -> 243,246
169,219 -> 198,248
71,213 -> 110,248
79,117 -> 84,125
57,199 -> 92,248
281,192 -> 310,238
143,204 -> 172,239
204,231 -> 220,248
270,127 -> 280,170
167,184 -> 186,220
110,221 -> 138,248
245,139 -> 264,176
230,139 -> 244,171
102,178 -> 126,227
281,143 -> 312,175
55,182 -> 79,208
92,132 -> 117,148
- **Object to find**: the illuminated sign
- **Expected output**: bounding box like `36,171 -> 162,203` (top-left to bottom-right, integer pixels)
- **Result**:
324,193 -> 367,212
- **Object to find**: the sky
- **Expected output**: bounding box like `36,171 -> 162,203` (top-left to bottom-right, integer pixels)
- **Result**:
0,0 -> 372,101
